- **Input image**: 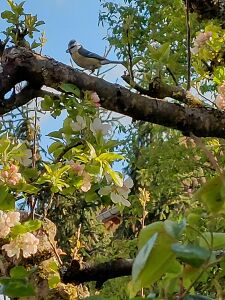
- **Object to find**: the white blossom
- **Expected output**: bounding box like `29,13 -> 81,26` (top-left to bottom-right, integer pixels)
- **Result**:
2,232 -> 39,259
90,118 -> 111,136
71,115 -> 86,131
19,149 -> 33,166
99,178 -> 133,207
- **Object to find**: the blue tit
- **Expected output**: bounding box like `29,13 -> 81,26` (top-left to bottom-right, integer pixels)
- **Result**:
66,40 -> 124,72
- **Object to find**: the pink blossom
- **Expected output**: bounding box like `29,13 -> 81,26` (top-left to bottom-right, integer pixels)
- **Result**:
218,84 -> 225,95
1,164 -> 22,185
0,211 -> 20,238
69,162 -> 91,192
191,31 -> 212,54
81,172 -> 91,192
69,161 -> 85,176
5,211 -> 20,227
215,84 -> 225,109
215,94 -> 225,109
91,92 -> 101,108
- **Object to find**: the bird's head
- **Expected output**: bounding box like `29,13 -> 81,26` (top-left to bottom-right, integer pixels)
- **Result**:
66,40 -> 81,53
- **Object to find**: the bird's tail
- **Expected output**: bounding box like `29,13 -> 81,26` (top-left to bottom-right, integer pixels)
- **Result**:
109,60 -> 125,65
101,59 -> 126,66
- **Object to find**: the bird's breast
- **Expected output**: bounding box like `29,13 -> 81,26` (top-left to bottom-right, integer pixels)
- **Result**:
71,52 -> 101,70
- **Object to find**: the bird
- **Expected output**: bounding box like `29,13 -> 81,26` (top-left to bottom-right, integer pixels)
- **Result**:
66,40 -> 124,72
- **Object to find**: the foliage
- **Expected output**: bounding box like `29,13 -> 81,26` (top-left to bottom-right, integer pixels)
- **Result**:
1,0 -> 225,299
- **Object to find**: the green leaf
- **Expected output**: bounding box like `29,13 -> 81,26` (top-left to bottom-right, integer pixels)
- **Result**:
48,141 -> 64,155
11,220 -> 42,236
171,243 -> 211,268
199,232 -> 225,250
105,165 -> 123,187
60,83 -> 80,97
47,131 -> 63,139
86,141 -> 96,158
1,10 -> 15,20
164,219 -> 186,239
97,152 -> 124,162
62,117 -> 73,134
194,175 -> 225,213
43,163 -> 52,174
11,224 -> 28,236
132,233 -> 158,282
16,182 -> 39,194
0,278 -> 35,297
0,185 -> 11,210
48,275 -> 60,288
86,297 -> 106,300
41,96 -> 53,110
23,219 -> 42,232
31,41 -> 41,49
131,222 -> 177,296
48,261 -> 58,272
10,266 -> 29,279
138,221 -> 164,248
85,190 -> 99,202
36,20 -> 45,26
0,138 -> 10,155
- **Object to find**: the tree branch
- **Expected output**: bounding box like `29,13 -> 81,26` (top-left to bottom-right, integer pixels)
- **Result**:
1,47 -> 225,138
121,74 -> 203,106
62,258 -> 133,287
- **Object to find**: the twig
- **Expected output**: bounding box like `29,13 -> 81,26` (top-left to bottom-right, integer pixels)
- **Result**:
185,0 -> 191,90
72,223 -> 82,260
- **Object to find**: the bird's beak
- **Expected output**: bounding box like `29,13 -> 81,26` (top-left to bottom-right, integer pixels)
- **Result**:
66,48 -> 69,53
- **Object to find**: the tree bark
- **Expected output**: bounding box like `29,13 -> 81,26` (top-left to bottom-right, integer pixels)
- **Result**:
62,258 -> 133,287
1,47 -> 225,138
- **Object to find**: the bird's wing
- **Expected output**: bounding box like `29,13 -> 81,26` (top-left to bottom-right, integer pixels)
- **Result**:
78,46 -> 107,61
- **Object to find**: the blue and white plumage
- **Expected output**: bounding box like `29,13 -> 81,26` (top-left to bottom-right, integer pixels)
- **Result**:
66,40 -> 124,72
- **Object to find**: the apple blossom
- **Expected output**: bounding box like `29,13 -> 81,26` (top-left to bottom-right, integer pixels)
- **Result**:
91,92 -> 101,108
99,178 -> 133,207
90,118 -> 111,136
0,211 -> 20,238
69,161 -> 91,192
71,115 -> 86,131
2,232 -> 39,259
191,31 -> 212,54
215,84 -> 225,109
69,161 -> 85,176
81,172 -> 91,192
1,164 -> 22,185
19,149 -> 33,166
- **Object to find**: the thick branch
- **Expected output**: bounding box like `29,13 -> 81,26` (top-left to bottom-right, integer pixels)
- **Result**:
62,258 -> 133,287
1,47 -> 225,138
